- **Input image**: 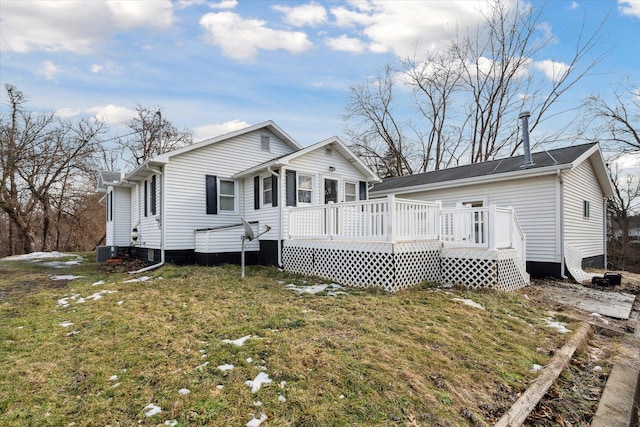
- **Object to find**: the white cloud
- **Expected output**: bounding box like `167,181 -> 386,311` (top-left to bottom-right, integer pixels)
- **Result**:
193,119 -> 251,141
91,64 -> 104,73
325,35 -> 366,53
619,0 -> 640,17
273,2 -> 328,27
206,0 -> 238,10
56,107 -> 83,118
90,62 -> 123,74
199,11 -> 312,61
330,1 -> 491,57
87,105 -> 137,124
568,1 -> 579,10
532,59 -> 570,82
0,0 -> 174,53
39,61 -> 61,80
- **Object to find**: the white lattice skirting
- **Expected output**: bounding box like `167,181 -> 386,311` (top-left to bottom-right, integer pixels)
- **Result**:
283,241 -> 529,292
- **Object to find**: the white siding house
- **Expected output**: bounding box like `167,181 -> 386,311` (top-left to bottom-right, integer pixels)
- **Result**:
96,121 -> 380,267
370,143 -> 615,277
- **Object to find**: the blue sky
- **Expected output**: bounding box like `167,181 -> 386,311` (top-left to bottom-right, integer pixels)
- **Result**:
1,0 -> 639,151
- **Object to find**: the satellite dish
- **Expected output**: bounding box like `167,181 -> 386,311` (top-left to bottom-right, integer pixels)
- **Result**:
241,217 -> 255,241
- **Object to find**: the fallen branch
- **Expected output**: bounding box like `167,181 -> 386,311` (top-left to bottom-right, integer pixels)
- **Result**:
494,323 -> 592,427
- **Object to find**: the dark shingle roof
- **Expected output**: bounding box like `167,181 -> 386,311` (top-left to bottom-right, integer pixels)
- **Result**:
371,143 -> 597,193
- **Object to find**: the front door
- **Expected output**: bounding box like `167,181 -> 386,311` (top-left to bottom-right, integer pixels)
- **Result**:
324,178 -> 338,204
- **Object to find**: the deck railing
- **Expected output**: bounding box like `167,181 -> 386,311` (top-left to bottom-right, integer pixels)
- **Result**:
287,196 -> 526,263
287,195 -> 440,243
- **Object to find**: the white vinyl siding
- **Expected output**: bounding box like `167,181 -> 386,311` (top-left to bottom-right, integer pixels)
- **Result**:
563,159 -> 605,258
106,186 -> 131,246
388,174 -> 559,264
163,129 -> 294,250
136,179 -> 161,248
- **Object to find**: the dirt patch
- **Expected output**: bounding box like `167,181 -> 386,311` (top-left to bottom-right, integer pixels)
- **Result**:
96,257 -> 150,274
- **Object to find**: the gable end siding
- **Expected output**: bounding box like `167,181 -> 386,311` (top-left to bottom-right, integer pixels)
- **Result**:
562,159 -> 605,259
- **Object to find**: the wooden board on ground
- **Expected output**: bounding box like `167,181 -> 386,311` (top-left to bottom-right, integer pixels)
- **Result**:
543,282 -> 636,320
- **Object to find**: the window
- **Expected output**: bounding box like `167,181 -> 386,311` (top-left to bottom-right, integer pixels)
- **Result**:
261,135 -> 270,151
219,179 -> 236,211
345,182 -> 357,202
263,176 -> 273,205
297,174 -> 312,204
583,200 -> 590,218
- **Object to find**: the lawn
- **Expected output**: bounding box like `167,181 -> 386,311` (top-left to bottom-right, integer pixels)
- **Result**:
0,253 -> 580,426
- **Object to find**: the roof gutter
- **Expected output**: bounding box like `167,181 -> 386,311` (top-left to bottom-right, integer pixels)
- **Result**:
557,169 -> 567,279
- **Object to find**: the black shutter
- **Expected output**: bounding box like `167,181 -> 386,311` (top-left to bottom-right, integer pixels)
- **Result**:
359,181 -> 367,200
286,170 -> 297,207
144,180 -> 148,216
254,176 -> 260,210
206,175 -> 217,214
108,191 -> 113,222
272,169 -> 278,207
150,175 -> 157,215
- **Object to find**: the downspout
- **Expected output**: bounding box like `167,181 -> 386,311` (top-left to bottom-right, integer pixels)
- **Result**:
130,165 -> 165,274
268,166 -> 283,268
558,169 -> 567,279
603,197 -> 608,269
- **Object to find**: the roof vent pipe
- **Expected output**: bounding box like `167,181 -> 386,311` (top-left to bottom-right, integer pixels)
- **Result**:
519,111 -> 534,168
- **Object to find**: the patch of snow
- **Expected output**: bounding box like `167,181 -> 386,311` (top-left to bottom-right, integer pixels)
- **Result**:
339,394 -> 345,399
109,375 -> 118,381
222,335 -> 252,346
589,312 -> 609,325
216,385 -> 224,390
545,319 -> 571,334
41,260 -> 82,268
143,403 -> 161,417
117,301 -> 124,305
178,388 -> 190,396
122,276 -> 151,283
594,365 -> 603,372
279,381 -> 286,389
51,275 -> 84,281
246,357 -> 253,363
217,364 -> 234,372
278,394 -> 286,402
59,321 -> 74,328
195,362 -> 209,370
165,420 -> 178,426
76,298 -> 86,304
92,280 -> 105,286
1,251 -> 71,261
452,298 -> 485,310
112,382 -> 121,388
245,372 -> 272,393
532,364 -> 543,372
66,330 -> 79,336
58,298 -> 71,308
253,400 -> 262,406
246,414 -> 267,427
285,283 -> 345,295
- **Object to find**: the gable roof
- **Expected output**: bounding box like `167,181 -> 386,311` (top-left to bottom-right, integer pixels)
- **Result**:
371,142 -> 614,197
233,136 -> 381,182
123,120 -> 302,182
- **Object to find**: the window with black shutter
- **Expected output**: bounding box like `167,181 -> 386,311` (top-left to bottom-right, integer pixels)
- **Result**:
272,170 -> 278,207
144,180 -> 148,217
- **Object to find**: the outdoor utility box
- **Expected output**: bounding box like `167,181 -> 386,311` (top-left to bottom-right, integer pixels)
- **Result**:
96,246 -> 117,262
604,272 -> 622,286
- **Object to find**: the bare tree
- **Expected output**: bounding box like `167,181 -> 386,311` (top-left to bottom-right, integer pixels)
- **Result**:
117,105 -> 192,168
344,64 -> 414,178
607,159 -> 640,271
584,80 -> 640,153
0,84 -> 107,254
345,0 -> 607,175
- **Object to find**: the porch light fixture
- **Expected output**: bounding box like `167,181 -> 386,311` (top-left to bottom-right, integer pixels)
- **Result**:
328,166 -> 336,172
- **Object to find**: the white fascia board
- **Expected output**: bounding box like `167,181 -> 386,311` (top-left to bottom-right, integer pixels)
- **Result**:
233,158 -> 290,178
572,144 -> 615,197
370,163 -> 574,197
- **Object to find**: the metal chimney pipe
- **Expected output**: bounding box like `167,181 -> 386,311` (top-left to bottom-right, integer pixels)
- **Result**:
519,111 -> 534,168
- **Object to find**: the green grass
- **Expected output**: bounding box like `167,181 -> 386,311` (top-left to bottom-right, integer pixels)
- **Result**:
0,254 -> 580,426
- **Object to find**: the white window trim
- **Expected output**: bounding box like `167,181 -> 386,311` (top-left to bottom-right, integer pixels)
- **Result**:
263,175 -> 273,207
583,200 -> 590,219
218,178 -> 238,213
297,173 -> 314,205
344,181 -> 357,202
261,135 -> 271,152
457,196 -> 488,208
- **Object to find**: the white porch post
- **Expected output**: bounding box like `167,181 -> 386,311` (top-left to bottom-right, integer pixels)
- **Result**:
327,202 -> 334,240
387,194 -> 395,243
287,207 -> 292,239
508,206 -> 514,249
489,204 -> 496,250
